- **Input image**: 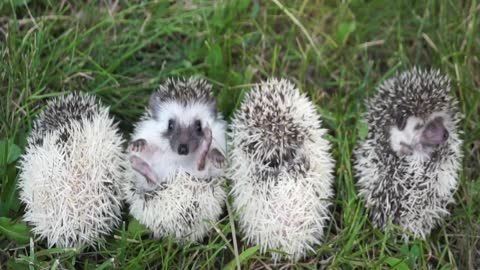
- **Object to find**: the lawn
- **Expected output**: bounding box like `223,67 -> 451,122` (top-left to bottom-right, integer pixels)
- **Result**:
1,0 -> 479,269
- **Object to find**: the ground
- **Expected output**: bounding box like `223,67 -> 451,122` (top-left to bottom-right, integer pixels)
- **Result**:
0,0 -> 479,269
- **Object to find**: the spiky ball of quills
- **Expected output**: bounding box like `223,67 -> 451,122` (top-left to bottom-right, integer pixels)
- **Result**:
123,171 -> 226,242
227,78 -> 335,261
18,93 -> 126,248
354,68 -> 462,239
122,78 -> 226,242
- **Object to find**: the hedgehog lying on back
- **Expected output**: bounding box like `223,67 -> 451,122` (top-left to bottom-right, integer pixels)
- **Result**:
123,78 -> 226,242
354,68 -> 462,239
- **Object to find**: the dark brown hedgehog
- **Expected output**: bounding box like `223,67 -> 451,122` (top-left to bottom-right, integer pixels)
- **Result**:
354,68 -> 463,239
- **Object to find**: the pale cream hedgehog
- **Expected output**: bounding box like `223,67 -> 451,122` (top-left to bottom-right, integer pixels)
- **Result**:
354,68 -> 463,239
227,78 -> 335,261
122,78 -> 227,242
18,93 -> 126,248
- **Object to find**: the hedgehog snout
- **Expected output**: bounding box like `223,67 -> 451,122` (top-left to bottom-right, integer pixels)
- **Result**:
178,144 -> 189,155
168,123 -> 202,156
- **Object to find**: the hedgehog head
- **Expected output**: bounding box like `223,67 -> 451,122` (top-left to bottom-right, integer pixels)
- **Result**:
231,78 -> 317,171
366,68 -> 459,159
148,77 -> 218,156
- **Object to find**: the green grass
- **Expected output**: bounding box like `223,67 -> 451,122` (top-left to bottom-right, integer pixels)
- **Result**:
1,0 -> 479,269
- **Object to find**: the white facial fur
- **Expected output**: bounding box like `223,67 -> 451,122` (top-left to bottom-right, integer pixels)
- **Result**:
390,111 -> 451,159
134,101 -> 216,156
155,101 -> 216,130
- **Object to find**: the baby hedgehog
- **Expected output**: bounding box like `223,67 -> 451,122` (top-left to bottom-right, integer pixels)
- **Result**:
354,68 -> 462,239
122,77 -> 227,242
18,93 -> 125,248
228,78 -> 335,261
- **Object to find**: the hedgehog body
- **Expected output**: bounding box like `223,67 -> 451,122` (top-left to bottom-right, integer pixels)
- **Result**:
354,68 -> 462,239
122,77 -> 226,242
228,78 -> 334,261
18,93 -> 125,248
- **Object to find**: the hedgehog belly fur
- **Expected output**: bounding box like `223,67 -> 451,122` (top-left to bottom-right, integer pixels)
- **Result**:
18,96 -> 125,248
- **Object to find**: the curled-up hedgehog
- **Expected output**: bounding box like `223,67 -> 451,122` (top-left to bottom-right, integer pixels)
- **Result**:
122,77 -> 227,242
18,93 -> 126,248
354,68 -> 462,239
227,78 -> 335,261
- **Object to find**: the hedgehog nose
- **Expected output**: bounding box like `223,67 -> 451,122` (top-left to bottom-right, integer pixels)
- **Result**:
178,144 -> 189,155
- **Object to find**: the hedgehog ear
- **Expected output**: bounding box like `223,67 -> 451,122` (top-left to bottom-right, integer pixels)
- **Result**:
149,92 -> 161,117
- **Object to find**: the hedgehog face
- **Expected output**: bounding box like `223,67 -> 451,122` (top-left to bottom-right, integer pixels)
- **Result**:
150,100 -> 216,157
164,117 -> 204,155
390,112 -> 451,158
147,78 -> 218,157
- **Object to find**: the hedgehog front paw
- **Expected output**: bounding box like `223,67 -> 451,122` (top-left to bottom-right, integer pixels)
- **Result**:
208,148 -> 225,169
130,138 -> 147,152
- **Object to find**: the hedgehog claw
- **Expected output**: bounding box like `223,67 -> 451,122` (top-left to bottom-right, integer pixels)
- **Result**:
208,148 -> 225,169
130,138 -> 146,152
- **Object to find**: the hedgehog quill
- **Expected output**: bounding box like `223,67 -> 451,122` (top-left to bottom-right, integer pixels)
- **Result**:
228,78 -> 335,261
354,68 -> 462,239
123,77 -> 227,242
18,93 -> 125,248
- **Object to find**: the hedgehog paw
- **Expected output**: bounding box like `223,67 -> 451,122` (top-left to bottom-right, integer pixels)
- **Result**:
208,148 -> 225,168
130,138 -> 147,152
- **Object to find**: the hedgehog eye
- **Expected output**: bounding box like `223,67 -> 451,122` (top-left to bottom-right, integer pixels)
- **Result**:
395,114 -> 407,130
194,120 -> 202,133
168,119 -> 175,131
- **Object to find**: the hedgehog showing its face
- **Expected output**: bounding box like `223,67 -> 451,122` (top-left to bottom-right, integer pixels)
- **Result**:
228,78 -> 334,261
18,93 -> 126,248
354,68 -> 462,239
122,77 -> 227,242
149,78 -> 218,157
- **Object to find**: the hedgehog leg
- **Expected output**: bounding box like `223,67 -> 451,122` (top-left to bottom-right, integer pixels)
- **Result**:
129,155 -> 158,185
197,126 -> 213,171
208,148 -> 225,169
